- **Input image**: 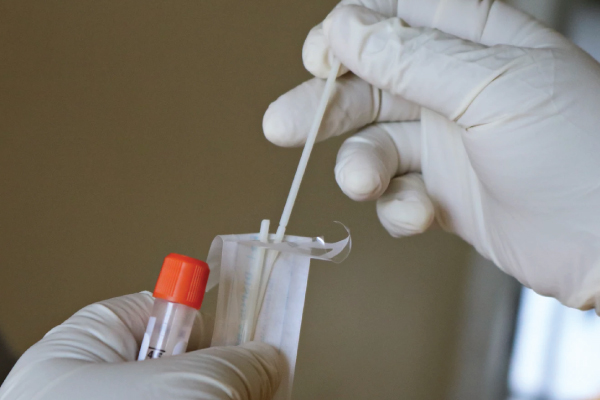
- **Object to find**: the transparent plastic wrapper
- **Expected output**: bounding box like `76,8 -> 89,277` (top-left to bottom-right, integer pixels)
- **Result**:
206,229 -> 350,400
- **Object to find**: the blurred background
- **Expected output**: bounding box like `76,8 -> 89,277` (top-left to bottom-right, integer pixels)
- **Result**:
1,0 -> 599,399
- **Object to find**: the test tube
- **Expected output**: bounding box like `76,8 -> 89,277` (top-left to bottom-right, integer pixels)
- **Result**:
138,253 -> 210,361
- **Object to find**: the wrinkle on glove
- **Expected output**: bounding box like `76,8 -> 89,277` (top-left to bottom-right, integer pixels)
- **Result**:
263,0 -> 600,312
0,293 -> 282,400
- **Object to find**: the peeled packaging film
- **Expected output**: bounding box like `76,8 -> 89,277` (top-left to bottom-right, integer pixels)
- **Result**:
206,227 -> 351,400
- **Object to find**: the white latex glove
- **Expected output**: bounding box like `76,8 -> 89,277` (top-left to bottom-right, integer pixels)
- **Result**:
263,0 -> 600,310
0,292 -> 281,400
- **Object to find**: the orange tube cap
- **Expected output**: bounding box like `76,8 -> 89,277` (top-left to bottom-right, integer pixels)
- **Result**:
153,253 -> 210,310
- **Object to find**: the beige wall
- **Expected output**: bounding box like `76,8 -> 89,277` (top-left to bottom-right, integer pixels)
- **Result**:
0,1 -> 472,398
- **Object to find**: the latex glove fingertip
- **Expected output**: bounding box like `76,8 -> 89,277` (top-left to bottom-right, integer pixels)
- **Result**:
376,175 -> 434,237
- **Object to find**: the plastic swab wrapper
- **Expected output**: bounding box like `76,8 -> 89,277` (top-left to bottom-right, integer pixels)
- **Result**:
207,229 -> 350,400
206,58 -> 348,400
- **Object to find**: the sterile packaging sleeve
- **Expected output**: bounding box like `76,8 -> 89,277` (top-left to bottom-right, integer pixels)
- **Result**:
206,230 -> 350,400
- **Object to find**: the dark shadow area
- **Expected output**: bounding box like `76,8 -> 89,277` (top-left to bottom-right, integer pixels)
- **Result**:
0,333 -> 16,384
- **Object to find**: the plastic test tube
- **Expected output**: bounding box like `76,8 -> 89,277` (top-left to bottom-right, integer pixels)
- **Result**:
138,253 -> 210,360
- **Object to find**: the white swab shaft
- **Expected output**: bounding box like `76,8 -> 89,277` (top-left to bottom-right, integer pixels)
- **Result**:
240,219 -> 270,343
274,58 -> 342,242
252,60 -> 342,324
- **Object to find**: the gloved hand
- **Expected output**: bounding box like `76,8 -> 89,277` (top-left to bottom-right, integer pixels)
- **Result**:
0,292 -> 281,400
263,0 -> 600,310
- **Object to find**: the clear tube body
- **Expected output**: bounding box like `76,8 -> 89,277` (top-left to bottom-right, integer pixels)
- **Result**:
137,298 -> 196,360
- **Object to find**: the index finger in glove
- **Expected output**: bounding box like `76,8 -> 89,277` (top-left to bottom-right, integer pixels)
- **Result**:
263,74 -> 419,148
